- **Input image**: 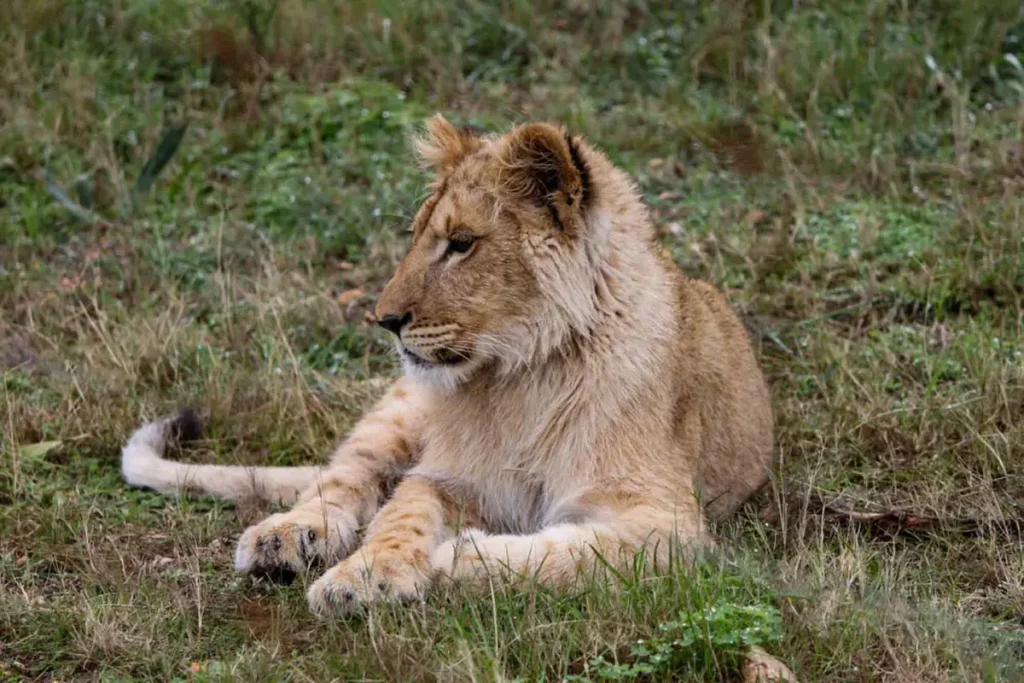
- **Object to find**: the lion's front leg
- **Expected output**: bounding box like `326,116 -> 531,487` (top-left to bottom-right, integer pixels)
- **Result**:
234,378 -> 427,581
431,494 -> 709,588
233,483 -> 364,582
306,477 -> 479,614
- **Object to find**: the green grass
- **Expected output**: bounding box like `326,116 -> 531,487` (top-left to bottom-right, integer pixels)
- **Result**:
1,0 -> 1023,680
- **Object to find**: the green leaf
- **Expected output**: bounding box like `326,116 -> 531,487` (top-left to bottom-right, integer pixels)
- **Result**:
129,124 -> 188,212
73,174 -> 94,209
18,441 -> 62,461
44,170 -> 97,223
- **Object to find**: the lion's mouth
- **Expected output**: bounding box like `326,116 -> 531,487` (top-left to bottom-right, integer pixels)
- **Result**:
401,346 -> 468,367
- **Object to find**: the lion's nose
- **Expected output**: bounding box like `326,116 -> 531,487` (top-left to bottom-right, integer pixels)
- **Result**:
376,312 -> 412,336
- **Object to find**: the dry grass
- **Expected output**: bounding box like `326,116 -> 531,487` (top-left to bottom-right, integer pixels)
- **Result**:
1,1 -> 1023,680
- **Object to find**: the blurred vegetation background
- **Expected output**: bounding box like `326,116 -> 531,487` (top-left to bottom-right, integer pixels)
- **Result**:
1,1 -> 1022,681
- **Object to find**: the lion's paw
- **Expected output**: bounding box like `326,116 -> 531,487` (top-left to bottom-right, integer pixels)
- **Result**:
234,507 -> 358,583
306,553 -> 427,616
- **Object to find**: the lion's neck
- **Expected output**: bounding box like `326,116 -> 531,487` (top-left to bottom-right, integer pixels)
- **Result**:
439,197 -> 677,459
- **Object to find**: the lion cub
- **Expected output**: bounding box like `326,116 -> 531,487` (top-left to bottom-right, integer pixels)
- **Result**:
122,115 -> 773,614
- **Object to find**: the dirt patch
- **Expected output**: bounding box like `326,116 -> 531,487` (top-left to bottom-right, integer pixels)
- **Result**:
708,121 -> 770,177
234,495 -> 274,527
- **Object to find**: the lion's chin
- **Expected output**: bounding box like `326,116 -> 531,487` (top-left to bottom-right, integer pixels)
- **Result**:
399,345 -> 483,392
399,346 -> 467,368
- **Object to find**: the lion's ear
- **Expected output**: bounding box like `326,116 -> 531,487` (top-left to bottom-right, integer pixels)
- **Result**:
413,114 -> 482,174
497,122 -> 591,227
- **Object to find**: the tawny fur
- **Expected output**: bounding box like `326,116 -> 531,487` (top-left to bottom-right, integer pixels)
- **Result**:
121,114 -> 774,614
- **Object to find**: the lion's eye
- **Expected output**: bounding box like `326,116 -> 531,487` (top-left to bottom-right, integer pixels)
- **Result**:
445,232 -> 476,256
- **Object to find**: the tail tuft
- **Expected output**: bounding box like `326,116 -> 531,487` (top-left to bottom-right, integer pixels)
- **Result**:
169,408 -> 202,445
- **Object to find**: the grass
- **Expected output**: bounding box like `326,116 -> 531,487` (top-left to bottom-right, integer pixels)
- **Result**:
1,0 -> 1022,680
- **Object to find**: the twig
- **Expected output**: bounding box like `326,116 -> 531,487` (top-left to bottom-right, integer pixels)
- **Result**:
770,492 -> 1024,539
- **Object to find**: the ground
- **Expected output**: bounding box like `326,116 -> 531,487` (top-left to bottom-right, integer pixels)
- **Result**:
1,1 -> 1022,681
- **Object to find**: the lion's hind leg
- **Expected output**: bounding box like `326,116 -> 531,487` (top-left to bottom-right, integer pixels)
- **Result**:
431,492 -> 709,589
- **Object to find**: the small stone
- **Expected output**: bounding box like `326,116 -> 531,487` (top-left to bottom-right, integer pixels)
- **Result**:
742,646 -> 798,683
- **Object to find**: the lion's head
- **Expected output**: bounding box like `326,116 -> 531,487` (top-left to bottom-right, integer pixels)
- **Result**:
374,115 -> 623,389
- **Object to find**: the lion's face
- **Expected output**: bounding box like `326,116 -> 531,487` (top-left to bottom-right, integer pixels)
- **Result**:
374,116 -> 597,388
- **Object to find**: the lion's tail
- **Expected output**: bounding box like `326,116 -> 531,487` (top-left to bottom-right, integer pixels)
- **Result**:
120,411 -> 321,506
